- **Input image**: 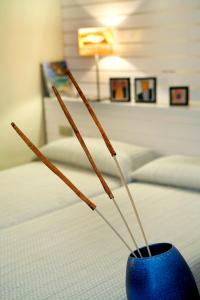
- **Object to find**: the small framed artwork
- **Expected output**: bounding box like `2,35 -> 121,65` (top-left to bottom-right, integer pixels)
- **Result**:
169,87 -> 189,106
41,60 -> 76,97
135,77 -> 156,103
110,78 -> 131,102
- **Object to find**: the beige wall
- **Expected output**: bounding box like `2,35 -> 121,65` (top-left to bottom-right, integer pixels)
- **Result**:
0,0 -> 63,170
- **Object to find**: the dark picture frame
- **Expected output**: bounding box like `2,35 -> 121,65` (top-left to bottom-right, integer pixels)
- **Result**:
110,78 -> 131,102
169,86 -> 189,106
135,77 -> 157,103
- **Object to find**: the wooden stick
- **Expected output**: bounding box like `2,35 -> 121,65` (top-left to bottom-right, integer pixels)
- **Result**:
66,69 -> 116,157
11,122 -> 134,255
52,86 -> 142,257
52,85 -> 113,199
66,69 -> 151,256
11,122 -> 96,210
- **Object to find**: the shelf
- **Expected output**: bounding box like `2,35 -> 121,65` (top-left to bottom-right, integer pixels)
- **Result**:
44,96 -> 200,155
44,96 -> 200,112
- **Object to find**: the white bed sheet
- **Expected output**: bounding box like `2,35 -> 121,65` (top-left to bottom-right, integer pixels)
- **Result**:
0,161 -> 120,229
1,182 -> 199,299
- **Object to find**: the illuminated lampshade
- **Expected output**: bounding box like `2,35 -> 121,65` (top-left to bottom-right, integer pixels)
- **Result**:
78,27 -> 114,56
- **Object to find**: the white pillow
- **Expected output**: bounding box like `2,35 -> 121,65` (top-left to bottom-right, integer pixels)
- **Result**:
131,155 -> 200,191
38,137 -> 159,182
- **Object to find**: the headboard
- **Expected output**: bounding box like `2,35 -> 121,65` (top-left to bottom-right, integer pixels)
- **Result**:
44,97 -> 200,156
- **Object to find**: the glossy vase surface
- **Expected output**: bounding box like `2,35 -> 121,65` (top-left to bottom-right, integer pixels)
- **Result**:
126,243 -> 199,300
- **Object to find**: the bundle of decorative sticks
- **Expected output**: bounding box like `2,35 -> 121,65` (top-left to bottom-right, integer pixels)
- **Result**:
11,69 -> 151,258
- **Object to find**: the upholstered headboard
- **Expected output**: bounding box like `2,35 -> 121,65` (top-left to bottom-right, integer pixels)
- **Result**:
44,97 -> 200,156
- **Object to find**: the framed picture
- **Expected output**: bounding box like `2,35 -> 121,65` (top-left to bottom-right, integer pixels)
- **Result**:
41,60 -> 75,97
110,78 -> 131,102
169,87 -> 189,106
135,77 -> 156,103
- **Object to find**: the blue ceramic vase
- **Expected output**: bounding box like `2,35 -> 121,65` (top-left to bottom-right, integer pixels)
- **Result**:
126,243 -> 199,300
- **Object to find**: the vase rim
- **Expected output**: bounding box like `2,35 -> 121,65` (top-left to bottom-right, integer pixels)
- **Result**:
130,242 -> 173,260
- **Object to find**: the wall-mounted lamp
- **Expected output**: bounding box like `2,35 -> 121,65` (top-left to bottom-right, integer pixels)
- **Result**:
78,27 -> 114,101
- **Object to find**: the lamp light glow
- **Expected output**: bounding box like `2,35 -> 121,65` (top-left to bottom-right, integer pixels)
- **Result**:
99,15 -> 126,27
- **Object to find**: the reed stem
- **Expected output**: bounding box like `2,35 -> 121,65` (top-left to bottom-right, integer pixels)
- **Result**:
11,122 -> 134,255
66,69 -> 151,256
95,209 -> 135,255
113,156 -> 151,256
112,198 -> 142,257
52,85 -> 141,255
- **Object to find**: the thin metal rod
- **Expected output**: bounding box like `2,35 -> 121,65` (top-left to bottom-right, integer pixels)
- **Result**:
95,208 -> 136,257
113,156 -> 151,256
112,198 -> 142,258
95,54 -> 100,101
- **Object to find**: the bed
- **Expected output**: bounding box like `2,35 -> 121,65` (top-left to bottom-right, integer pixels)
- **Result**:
1,152 -> 200,299
0,137 -> 157,229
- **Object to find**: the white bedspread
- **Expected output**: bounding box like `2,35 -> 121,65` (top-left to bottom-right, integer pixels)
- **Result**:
0,161 -> 120,229
1,182 -> 199,299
